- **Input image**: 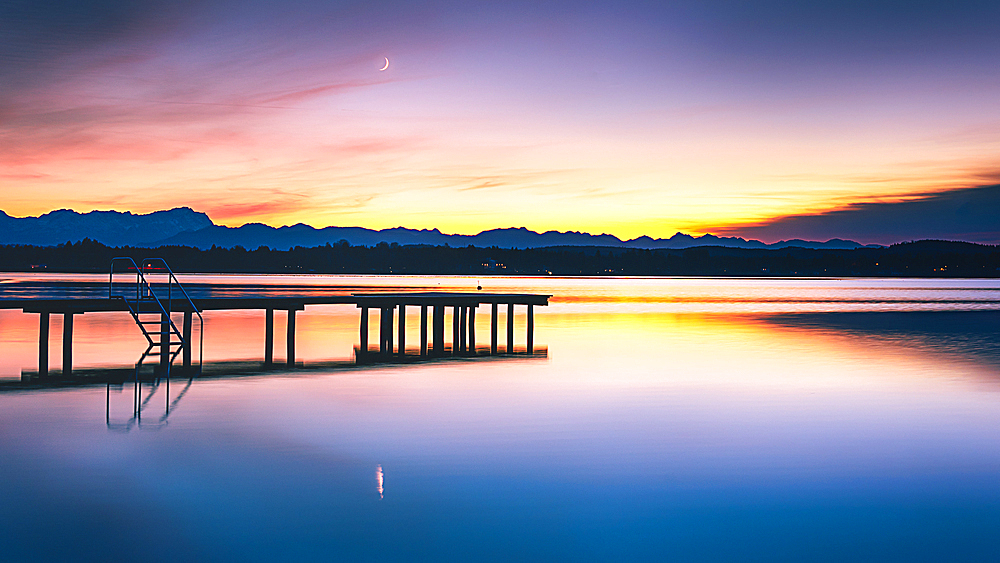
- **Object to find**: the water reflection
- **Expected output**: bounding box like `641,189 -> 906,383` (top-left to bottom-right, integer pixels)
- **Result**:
377,464 -> 384,499
106,375 -> 196,432
760,311 -> 1000,371
3,276 -> 1000,561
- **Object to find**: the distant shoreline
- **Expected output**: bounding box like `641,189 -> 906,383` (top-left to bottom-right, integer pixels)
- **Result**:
1,239 -> 998,278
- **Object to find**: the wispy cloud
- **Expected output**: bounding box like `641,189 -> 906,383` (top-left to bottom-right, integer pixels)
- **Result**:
262,79 -> 394,105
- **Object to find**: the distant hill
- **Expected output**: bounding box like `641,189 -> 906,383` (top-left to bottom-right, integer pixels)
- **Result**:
0,207 -> 881,250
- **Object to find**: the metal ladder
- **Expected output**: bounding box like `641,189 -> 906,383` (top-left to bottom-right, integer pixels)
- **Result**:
109,257 -> 203,379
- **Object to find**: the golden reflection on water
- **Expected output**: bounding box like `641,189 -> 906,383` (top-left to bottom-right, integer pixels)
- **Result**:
0,275 -> 999,386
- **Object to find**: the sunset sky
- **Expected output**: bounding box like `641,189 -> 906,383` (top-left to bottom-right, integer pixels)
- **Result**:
4,0 -> 1000,243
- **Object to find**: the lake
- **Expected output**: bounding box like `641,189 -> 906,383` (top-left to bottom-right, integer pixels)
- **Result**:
2,275 -> 1000,561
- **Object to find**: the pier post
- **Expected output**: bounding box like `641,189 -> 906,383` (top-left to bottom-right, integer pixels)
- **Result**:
359,307 -> 368,355
507,303 -> 514,354
490,303 -> 498,355
420,305 -> 428,356
380,307 -> 394,356
527,304 -> 534,355
160,313 -> 170,371
433,305 -> 444,355
459,306 -> 467,353
379,309 -> 385,353
265,308 -> 274,365
469,306 -> 476,354
183,310 -> 193,368
62,312 -> 74,376
452,306 -> 460,355
387,307 -> 395,355
286,309 -> 296,367
398,304 -> 406,356
38,311 -> 49,376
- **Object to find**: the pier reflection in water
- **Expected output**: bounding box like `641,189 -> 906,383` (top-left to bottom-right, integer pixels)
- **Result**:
1,276 -> 1000,561
105,373 -> 196,432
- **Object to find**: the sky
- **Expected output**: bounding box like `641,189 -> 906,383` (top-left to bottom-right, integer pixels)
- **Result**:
3,0 -> 1000,244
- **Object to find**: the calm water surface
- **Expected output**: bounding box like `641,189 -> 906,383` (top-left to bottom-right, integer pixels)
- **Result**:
2,275 -> 1000,561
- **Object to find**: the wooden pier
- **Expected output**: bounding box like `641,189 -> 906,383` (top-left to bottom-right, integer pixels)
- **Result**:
0,292 -> 550,376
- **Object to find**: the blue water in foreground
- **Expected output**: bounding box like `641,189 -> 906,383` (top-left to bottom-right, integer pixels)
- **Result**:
1,276 -> 1000,561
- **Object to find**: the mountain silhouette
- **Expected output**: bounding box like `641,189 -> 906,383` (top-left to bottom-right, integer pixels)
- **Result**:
0,207 -> 879,250
0,207 -> 213,247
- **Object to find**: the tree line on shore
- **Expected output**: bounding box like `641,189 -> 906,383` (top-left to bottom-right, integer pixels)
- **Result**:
1,238 -> 998,277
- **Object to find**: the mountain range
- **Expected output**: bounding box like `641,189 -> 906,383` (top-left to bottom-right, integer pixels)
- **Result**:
0,207 -> 882,250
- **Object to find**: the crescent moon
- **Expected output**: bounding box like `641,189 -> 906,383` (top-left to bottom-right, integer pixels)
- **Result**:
379,57 -> 389,71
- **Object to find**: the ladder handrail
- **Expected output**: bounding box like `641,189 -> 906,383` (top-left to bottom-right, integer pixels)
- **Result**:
141,258 -> 204,369
109,256 -> 182,350
109,257 -> 204,372
140,258 -> 202,317
108,257 -> 145,302
109,257 -> 175,324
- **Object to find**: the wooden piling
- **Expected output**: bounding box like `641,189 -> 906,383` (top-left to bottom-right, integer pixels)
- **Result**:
527,304 -> 534,354
286,309 -> 296,366
379,308 -> 386,353
183,310 -> 193,367
469,306 -> 476,354
420,305 -> 428,356
359,307 -> 368,355
490,303 -> 498,355
160,313 -> 170,370
452,306 -> 460,355
398,304 -> 406,356
62,312 -> 74,376
433,305 -> 445,355
38,311 -> 49,376
265,308 -> 274,365
507,303 -> 514,353
459,306 -> 467,353
386,307 -> 394,355
381,307 -> 393,356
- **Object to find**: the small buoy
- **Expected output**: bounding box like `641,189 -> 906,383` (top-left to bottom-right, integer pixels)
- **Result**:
477,280 -> 482,290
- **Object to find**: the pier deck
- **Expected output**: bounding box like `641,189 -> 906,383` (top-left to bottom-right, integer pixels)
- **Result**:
0,292 -> 550,376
